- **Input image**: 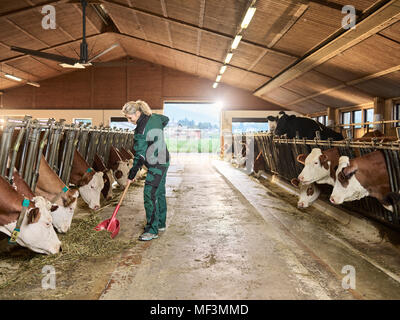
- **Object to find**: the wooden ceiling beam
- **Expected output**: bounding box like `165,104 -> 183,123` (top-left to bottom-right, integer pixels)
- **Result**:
284,64 -> 400,106
100,0 -> 298,59
3,18 -> 51,48
307,0 -> 362,16
160,0 -> 174,48
254,0 -> 400,97
28,56 -> 63,73
73,3 -> 102,33
0,0 -> 68,19
1,63 -> 40,80
117,32 -> 270,79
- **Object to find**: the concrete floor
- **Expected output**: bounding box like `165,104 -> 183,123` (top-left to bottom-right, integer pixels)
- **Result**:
100,154 -> 400,300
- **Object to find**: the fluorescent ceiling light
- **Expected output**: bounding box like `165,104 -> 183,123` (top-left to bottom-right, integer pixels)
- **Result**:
224,52 -> 233,64
212,82 -> 218,89
219,65 -> 227,74
241,7 -> 256,29
231,35 -> 242,49
5,74 -> 22,82
216,75 -> 222,82
27,81 -> 40,88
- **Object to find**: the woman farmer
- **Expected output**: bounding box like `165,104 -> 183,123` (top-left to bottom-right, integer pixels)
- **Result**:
122,100 -> 170,241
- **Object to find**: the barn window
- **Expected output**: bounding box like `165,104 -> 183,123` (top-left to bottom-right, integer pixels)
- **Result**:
110,117 -> 136,130
394,104 -> 400,127
73,118 -> 92,126
232,118 -> 269,133
341,111 -> 351,129
353,110 -> 362,129
317,116 -> 326,125
364,108 -> 374,128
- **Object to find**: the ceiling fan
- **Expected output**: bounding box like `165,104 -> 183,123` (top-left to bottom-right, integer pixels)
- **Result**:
10,0 -> 119,69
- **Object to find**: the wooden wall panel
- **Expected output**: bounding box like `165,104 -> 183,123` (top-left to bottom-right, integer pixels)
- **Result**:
1,58 -> 279,111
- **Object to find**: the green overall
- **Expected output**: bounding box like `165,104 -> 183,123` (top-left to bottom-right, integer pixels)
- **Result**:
128,113 -> 170,235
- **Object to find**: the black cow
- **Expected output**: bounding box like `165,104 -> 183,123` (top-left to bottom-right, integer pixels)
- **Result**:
273,111 -> 343,140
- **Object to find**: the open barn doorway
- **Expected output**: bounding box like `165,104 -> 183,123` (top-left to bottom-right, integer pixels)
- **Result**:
163,102 -> 222,155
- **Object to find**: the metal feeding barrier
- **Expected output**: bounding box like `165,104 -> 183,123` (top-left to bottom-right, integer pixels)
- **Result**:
230,130 -> 400,230
0,116 -> 135,191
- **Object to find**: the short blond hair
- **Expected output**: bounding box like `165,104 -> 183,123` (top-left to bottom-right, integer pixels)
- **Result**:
122,100 -> 152,116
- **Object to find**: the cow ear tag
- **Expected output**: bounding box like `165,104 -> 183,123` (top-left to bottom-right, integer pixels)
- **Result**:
9,199 -> 30,244
86,168 -> 93,173
62,186 -> 69,193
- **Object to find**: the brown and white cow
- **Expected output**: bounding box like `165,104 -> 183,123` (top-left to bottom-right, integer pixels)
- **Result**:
253,151 -> 267,178
0,176 -> 61,254
70,150 -> 104,210
291,178 -> 321,208
119,147 -> 146,179
297,147 -> 340,186
107,146 -> 129,187
36,155 -> 79,233
93,153 -> 115,201
330,151 -> 396,212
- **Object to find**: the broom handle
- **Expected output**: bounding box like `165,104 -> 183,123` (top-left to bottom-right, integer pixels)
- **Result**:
110,181 -> 131,220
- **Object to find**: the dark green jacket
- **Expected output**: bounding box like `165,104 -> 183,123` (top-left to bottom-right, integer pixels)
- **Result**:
128,113 -> 170,180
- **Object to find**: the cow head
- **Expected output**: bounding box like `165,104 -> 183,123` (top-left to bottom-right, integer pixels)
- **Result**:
267,116 -> 278,134
298,148 -> 331,184
51,190 -> 79,233
274,111 -> 290,136
78,171 -> 104,210
114,161 -> 130,187
330,156 -> 369,204
0,196 -> 61,255
291,178 -> 320,208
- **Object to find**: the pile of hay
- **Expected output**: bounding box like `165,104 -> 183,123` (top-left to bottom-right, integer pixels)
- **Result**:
0,214 -> 136,290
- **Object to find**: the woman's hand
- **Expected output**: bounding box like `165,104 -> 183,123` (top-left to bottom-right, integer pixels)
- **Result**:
126,179 -> 134,186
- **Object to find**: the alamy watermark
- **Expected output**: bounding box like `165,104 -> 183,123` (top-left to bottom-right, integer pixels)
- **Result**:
41,5 -> 56,30
42,265 -> 56,290
342,5 -> 356,30
341,265 -> 356,290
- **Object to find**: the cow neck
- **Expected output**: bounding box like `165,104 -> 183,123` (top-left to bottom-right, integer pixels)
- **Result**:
326,148 -> 340,181
354,151 -> 391,200
73,150 -> 91,176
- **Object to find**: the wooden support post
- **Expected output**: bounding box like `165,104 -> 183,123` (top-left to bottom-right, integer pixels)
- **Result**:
374,97 -> 385,132
327,106 -> 336,129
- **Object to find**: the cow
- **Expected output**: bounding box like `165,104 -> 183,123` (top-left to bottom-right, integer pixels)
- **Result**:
274,111 -> 344,140
297,147 -> 340,186
291,178 -> 321,208
107,146 -> 129,187
119,147 -> 146,179
35,155 -> 79,233
330,151 -> 395,212
119,147 -> 134,167
70,150 -> 104,210
92,153 -> 115,201
0,176 -> 61,254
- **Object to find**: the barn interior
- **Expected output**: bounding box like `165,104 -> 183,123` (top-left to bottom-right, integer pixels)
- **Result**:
1,0 -> 400,301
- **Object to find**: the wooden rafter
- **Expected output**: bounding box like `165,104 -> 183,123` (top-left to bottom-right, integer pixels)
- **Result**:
254,0 -> 400,97
101,0 -> 298,59
73,3 -> 102,34
117,32 -> 269,79
284,64 -> 400,107
160,0 -> 173,48
3,18 -> 50,48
